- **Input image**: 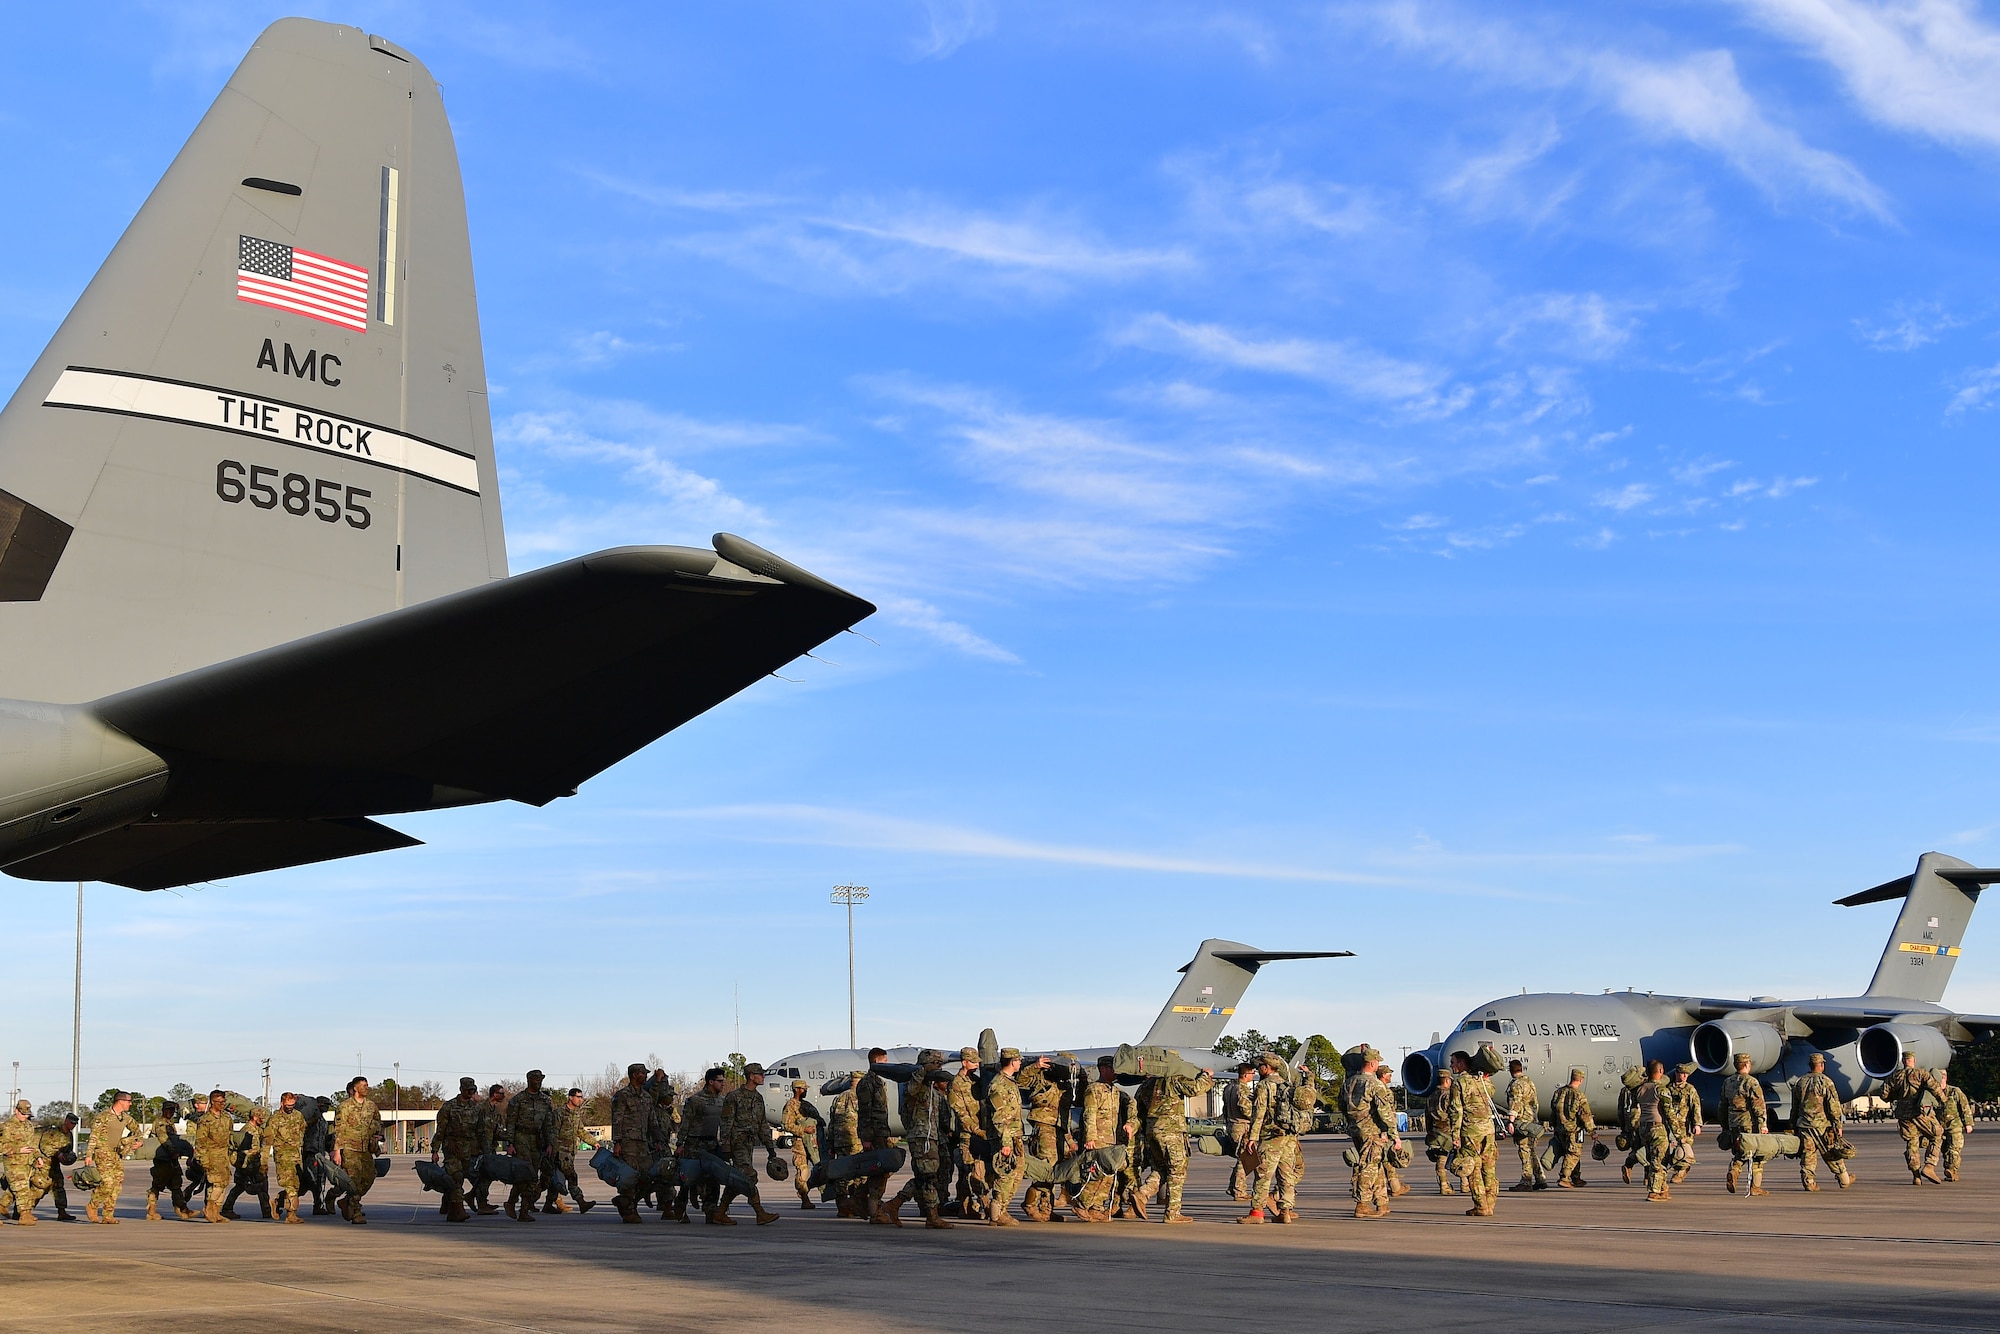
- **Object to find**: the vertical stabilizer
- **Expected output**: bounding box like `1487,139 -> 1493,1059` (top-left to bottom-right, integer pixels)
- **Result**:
1839,851 -> 1993,1004
1138,939 -> 1352,1049
0,20 -> 505,704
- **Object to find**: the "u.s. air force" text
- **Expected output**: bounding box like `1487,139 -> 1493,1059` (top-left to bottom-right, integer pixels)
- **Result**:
214,393 -> 373,456
1524,1021 -> 1621,1038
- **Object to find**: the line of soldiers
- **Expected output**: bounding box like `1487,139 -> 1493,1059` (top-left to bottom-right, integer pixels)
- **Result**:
429,1071 -> 601,1224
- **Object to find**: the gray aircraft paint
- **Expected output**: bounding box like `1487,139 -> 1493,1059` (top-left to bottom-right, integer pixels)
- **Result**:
1402,851 -> 2000,1122
759,938 -> 1351,1132
0,21 -> 874,889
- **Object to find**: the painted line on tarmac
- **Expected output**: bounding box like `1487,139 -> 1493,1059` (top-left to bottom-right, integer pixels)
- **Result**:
1385,1215 -> 2000,1247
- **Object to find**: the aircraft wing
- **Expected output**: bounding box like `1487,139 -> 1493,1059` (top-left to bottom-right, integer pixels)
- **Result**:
1688,996 -> 2000,1041
6,536 -> 870,887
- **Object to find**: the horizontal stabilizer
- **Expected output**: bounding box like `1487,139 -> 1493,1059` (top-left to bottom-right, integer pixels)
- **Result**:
85,537 -> 872,817
1210,949 -> 1356,970
1837,867 -> 2000,906
7,817 -> 418,890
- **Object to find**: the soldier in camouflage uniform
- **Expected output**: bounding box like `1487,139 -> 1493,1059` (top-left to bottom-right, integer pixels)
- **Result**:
609,1064 -> 655,1224
88,1092 -> 142,1224
2,1100 -> 42,1225
192,1088 -> 237,1224
1138,1057 -> 1214,1225
1789,1052 -> 1852,1191
1616,1066 -> 1646,1184
1549,1067 -> 1595,1187
1938,1069 -> 1973,1182
1504,1060 -> 1545,1191
984,1048 -> 1027,1226
713,1063 -> 780,1226
1341,1045 -> 1399,1219
144,1101 -> 192,1220
220,1105 -> 271,1219
947,1047 -> 986,1219
466,1084 -> 508,1215
1071,1058 -> 1122,1222
1882,1053 -> 1945,1185
331,1076 -> 383,1224
265,1092 -> 306,1224
875,1051 -> 954,1229
1719,1053 -> 1769,1196
1113,1074 -> 1148,1219
1635,1060 -> 1670,1201
646,1070 -> 679,1205
432,1077 -> 492,1223
781,1079 -> 819,1209
1424,1070 -> 1457,1194
1223,1063 -> 1256,1201
856,1049 -> 897,1221
1239,1052 -> 1309,1224
826,1072 -> 863,1217
544,1087 -> 594,1213
1376,1067 -> 1409,1197
678,1068 -> 728,1222
36,1114 -> 79,1221
1661,1063 -> 1703,1186
1446,1050 -> 1500,1217
502,1070 -> 557,1224
1017,1054 -> 1066,1222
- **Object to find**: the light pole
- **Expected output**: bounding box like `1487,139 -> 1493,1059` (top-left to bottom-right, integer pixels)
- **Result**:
394,1061 -> 402,1153
830,884 -> 870,1049
9,1061 -> 17,1107
71,882 -> 83,1147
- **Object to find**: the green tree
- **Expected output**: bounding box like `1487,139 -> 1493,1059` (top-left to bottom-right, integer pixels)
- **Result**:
1217,1030 -> 1301,1062
168,1083 -> 196,1105
1949,1038 -> 2000,1102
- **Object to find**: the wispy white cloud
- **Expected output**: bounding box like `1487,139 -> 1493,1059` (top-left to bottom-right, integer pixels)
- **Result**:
1504,292 -> 1638,359
909,0 -> 996,60
1434,121 -> 1576,225
1737,0 -> 2000,149
1361,0 -> 1891,218
1114,313 -> 1469,416
1853,299 -> 1963,351
1947,360 -> 2000,415
1595,482 -> 1655,511
873,594 -> 1019,662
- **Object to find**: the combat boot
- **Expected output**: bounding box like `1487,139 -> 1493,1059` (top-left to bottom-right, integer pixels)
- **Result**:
989,1207 -> 1018,1227
259,1198 -> 273,1219
145,1198 -> 162,1221
871,1195 -> 904,1227
503,1196 -> 517,1219
1837,1169 -> 1855,1189
1644,1191 -> 1668,1202
1390,1180 -> 1410,1198
1621,1165 -> 1632,1185
58,1207 -> 77,1221
1235,1208 -> 1266,1224
753,1203 -> 780,1225
474,1200 -> 499,1215
1164,1211 -> 1195,1224
553,1197 -> 573,1213
204,1197 -> 224,1223
1922,1166 -> 1943,1184
84,1199 -> 99,1223
174,1206 -> 196,1220
616,1198 -> 641,1224
1352,1203 -> 1384,1219
707,1207 -> 737,1225
1748,1185 -> 1769,1197
1725,1164 -> 1739,1194
1509,1177 -> 1536,1192
1945,1169 -> 1959,1182
1130,1193 -> 1150,1223
923,1207 -> 954,1229
797,1194 -> 816,1210
1021,1189 -> 1052,1223
579,1199 -> 597,1213
17,1209 -> 35,1227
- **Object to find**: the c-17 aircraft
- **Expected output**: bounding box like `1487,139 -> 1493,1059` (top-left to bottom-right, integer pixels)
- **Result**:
1401,851 -> 2000,1120
0,20 -> 872,890
758,938 -> 1351,1131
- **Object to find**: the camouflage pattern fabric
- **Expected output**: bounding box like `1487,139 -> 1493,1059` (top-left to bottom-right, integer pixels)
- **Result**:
1634,1078 -> 1669,1194
1,1114 -> 40,1216
333,1095 -> 382,1207
1222,1073 -> 1256,1199
35,1124 -> 73,1213
1549,1082 -> 1594,1186
1139,1069 -> 1212,1217
1883,1065 -> 1944,1177
1505,1073 -> 1543,1185
781,1093 -> 819,1202
1789,1070 -> 1845,1188
718,1084 -> 771,1211
504,1087 -> 557,1208
1720,1071 -> 1767,1191
855,1069 -> 895,1214
1940,1084 -> 1973,1179
900,1076 -> 948,1212
1446,1071 -> 1499,1211
1343,1069 -> 1398,1210
89,1109 -> 142,1218
266,1107 -> 305,1213
1247,1073 -> 1302,1216
1660,1079 -> 1702,1180
1423,1081 -> 1457,1192
984,1071 -> 1026,1220
1076,1079 -> 1121,1212
436,1092 -> 493,1213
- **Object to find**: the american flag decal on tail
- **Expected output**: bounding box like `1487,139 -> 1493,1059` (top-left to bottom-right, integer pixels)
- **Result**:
236,235 -> 369,332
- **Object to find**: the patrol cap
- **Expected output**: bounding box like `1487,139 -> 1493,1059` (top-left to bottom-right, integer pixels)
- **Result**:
959,1047 -> 979,1061
1808,1052 -> 1825,1066
460,1077 -> 478,1091
999,1047 -> 1022,1061
1258,1050 -> 1288,1067
13,1099 -> 29,1112
1570,1067 -> 1586,1080
1436,1070 -> 1452,1082
918,1049 -> 944,1067
1675,1062 -> 1696,1076
791,1079 -> 807,1091
1734,1053 -> 1753,1069
1099,1055 -> 1117,1069
527,1069 -> 544,1080
628,1063 -> 649,1076
743,1062 -> 765,1077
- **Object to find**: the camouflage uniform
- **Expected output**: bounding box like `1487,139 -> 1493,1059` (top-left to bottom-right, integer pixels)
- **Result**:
1342,1059 -> 1400,1216
1244,1066 -> 1309,1222
264,1104 -> 306,1222
1222,1071 -> 1256,1200
1789,1065 -> 1850,1190
503,1084 -> 557,1221
1423,1076 -> 1458,1194
1719,1062 -> 1769,1195
36,1122 -> 78,1219
1016,1063 -> 1065,1221
1616,1068 -> 1646,1182
878,1055 -> 953,1226
332,1092 -> 382,1221
221,1109 -> 270,1219
856,1065 -> 895,1218
781,1084 -> 819,1207
679,1084 -> 727,1219
549,1097 -> 591,1210
1075,1074 -> 1122,1216
1,1105 -> 41,1223
984,1057 -> 1027,1225
825,1081 -> 862,1216
1446,1068 -> 1500,1214
1113,1084 -> 1145,1217
89,1106 -> 142,1222
609,1078 -> 655,1221
1660,1071 -> 1703,1185
1139,1067 -> 1215,1222
144,1115 -> 191,1219
1940,1079 -> 1973,1181
1377,1069 -> 1406,1196
1882,1062 -> 1944,1182
1549,1072 -> 1595,1186
1634,1074 -> 1670,1198
947,1051 -> 988,1216
433,1086 -> 490,1220
647,1079 -> 680,1164
1505,1071 -> 1544,1188
716,1075 -> 776,1224
192,1099 -> 236,1223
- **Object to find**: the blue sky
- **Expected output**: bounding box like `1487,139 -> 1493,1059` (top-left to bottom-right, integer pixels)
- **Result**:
6,0 -> 2000,1100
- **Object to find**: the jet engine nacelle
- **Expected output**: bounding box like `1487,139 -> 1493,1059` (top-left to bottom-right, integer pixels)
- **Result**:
1401,1045 -> 1443,1097
1857,1023 -> 1953,1080
1689,1019 -> 1785,1075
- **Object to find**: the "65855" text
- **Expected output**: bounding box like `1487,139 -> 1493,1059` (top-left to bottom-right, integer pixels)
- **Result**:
215,459 -> 371,529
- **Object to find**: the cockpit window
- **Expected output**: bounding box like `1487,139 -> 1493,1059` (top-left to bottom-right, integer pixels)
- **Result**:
1497,1020 -> 1518,1036
1457,1019 -> 1483,1032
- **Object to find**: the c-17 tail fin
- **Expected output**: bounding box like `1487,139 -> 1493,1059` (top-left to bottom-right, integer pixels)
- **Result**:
1138,939 -> 1352,1051
1838,851 -> 1998,1004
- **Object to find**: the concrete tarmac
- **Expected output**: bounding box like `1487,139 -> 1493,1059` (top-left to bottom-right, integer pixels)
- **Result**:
4,1124 -> 1994,1332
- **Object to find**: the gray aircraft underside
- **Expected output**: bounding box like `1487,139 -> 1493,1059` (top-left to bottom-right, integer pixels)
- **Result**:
1402,852 -> 2000,1121
0,20 -> 873,889
759,938 -> 1351,1132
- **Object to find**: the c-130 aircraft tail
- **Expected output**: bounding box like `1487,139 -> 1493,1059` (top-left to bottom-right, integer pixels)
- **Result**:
0,20 -> 874,890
